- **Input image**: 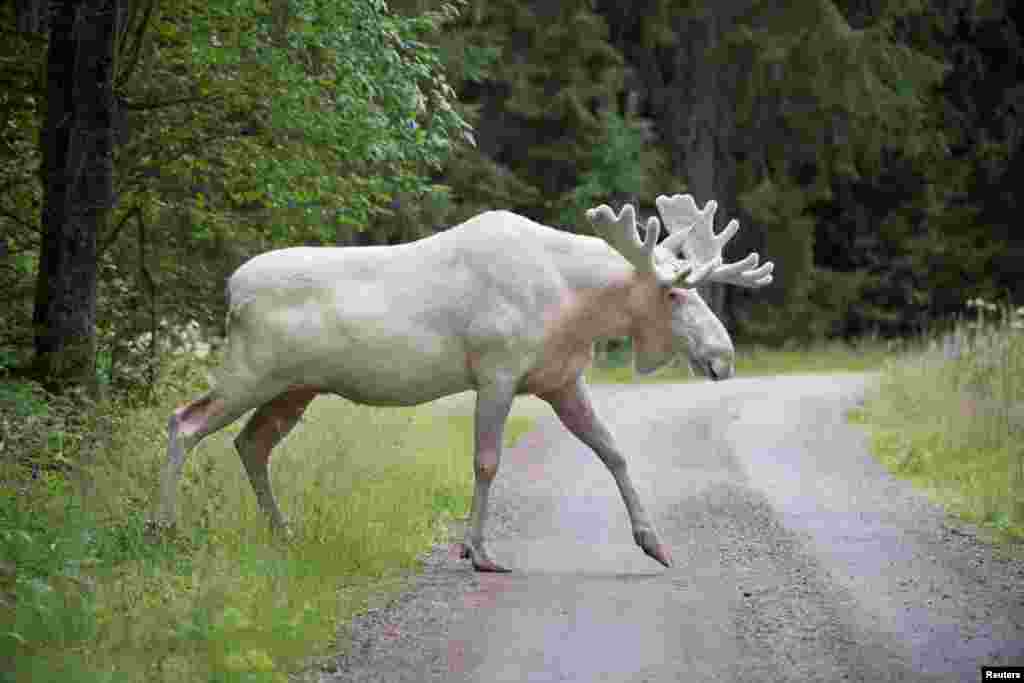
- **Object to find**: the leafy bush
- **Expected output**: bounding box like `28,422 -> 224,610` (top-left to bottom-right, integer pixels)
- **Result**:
1,349 -> 527,681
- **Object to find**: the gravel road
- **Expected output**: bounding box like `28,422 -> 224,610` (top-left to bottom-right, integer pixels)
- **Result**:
322,373 -> 1024,682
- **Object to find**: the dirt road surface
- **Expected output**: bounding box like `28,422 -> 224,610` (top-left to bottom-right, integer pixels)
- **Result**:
324,373 -> 1024,682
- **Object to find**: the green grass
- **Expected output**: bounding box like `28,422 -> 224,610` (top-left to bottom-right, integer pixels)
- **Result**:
0,361 -> 533,683
590,328 -> 1024,547
850,301 -> 1024,544
735,340 -> 893,376
587,336 -> 892,383
11,322 -> 1012,683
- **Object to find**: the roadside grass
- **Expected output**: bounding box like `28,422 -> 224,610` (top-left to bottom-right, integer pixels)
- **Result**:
3,328 -> 964,683
587,336 -> 892,383
849,299 -> 1024,544
1,360 -> 532,683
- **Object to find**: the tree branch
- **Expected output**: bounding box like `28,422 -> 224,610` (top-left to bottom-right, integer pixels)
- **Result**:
136,206 -> 158,394
115,0 -> 158,89
99,205 -> 140,258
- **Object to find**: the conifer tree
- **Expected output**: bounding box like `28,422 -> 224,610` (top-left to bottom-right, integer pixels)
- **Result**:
416,0 -> 1020,341
598,0 -> 949,338
427,0 -> 669,228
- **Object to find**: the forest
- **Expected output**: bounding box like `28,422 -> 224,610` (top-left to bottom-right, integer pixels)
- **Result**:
1,1 -> 1022,681
0,0 -> 1021,392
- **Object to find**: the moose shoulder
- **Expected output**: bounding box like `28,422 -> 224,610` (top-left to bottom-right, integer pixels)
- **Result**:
156,194 -> 774,572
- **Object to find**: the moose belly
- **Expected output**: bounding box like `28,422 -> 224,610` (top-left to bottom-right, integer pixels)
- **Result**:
288,322 -> 474,407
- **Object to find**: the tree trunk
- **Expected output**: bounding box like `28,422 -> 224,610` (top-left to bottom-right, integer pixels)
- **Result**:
33,0 -> 119,394
669,11 -> 727,319
601,1 -> 755,326
661,6 -> 758,325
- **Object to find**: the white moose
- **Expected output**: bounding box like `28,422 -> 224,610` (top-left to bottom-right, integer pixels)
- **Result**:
157,194 -> 773,572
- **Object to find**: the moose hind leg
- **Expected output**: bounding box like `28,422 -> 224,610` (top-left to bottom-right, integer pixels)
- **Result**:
463,379 -> 516,572
234,388 -> 318,534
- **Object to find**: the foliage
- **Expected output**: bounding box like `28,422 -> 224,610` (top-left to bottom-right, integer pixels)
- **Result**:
422,0 -> 1021,343
802,1 -> 1023,337
0,4 -> 46,357
417,0 -> 674,229
699,1 -> 950,339
2,0 -> 474,395
5,0 -> 1023,394
0,357 -> 533,682
725,0 -> 949,175
588,335 -> 891,384
179,0 -> 469,236
560,110 -> 667,226
854,297 -> 1024,542
894,1 -> 1024,317
111,0 -> 471,238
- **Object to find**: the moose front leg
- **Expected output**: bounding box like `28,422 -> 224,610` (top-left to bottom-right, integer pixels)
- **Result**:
542,374 -> 673,568
462,378 -> 517,572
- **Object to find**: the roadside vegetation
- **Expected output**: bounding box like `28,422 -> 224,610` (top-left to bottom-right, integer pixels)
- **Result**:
0,354 -> 531,683
592,308 -> 1024,547
588,335 -> 892,383
0,333 -> 891,683
3,1 -> 1021,680
3,318 -> 1021,682
850,298 -> 1024,544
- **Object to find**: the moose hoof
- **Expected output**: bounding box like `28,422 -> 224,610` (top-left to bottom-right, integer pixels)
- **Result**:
634,529 -> 673,568
458,542 -> 512,573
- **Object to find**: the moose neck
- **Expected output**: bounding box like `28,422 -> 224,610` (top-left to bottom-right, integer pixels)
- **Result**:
549,235 -> 666,346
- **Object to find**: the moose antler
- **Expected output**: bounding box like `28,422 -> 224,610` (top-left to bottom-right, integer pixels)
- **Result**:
586,203 -> 677,285
655,194 -> 774,288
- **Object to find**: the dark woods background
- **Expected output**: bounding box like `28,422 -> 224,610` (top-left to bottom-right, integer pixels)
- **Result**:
426,0 -> 1023,342
1,0 -> 1022,395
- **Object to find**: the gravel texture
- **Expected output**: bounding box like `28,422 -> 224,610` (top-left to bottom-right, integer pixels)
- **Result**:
317,374 -> 1024,683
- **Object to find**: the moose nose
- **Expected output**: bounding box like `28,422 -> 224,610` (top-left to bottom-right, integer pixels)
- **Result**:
709,358 -> 733,381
